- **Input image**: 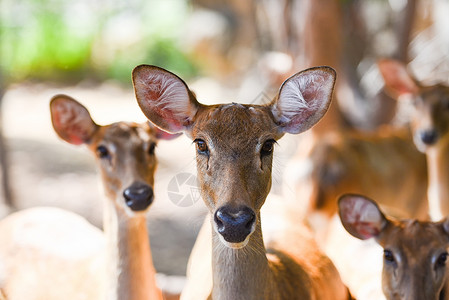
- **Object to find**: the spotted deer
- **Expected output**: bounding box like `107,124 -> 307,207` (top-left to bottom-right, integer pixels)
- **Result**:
338,193 -> 449,300
378,59 -> 449,221
0,95 -> 179,300
132,65 -> 351,300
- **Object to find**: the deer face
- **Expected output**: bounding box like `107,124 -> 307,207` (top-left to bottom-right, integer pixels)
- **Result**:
190,104 -> 282,246
378,59 -> 449,152
408,85 -> 449,152
50,95 -> 179,216
133,65 -> 336,248
87,122 -> 158,214
379,220 -> 449,300
339,194 -> 449,300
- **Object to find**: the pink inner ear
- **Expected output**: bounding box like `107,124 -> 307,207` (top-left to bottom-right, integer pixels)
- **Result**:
340,196 -> 383,239
274,68 -> 334,134
133,66 -> 193,133
378,60 -> 418,96
52,99 -> 95,145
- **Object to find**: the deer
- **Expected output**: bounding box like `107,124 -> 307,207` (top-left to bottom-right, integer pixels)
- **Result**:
132,64 -> 351,300
283,59 -> 429,245
377,58 -> 449,221
338,193 -> 449,300
0,95 -> 179,300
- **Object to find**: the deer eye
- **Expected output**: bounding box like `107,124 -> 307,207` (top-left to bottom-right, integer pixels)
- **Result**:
261,139 -> 276,157
148,143 -> 156,156
96,145 -> 110,159
194,139 -> 209,155
384,249 -> 395,264
437,252 -> 448,267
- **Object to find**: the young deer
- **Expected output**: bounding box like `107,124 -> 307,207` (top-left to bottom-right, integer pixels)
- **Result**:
378,59 -> 449,221
0,95 -> 178,300
132,65 -> 350,300
51,95 -> 181,300
338,193 -> 449,300
284,61 -> 429,243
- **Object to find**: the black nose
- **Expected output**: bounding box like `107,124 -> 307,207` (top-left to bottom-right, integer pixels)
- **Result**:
420,129 -> 438,145
123,182 -> 154,211
214,206 -> 256,243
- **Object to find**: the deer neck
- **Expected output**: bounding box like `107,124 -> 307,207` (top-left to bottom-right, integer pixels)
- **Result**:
210,212 -> 278,300
426,135 -> 449,220
103,197 -> 161,300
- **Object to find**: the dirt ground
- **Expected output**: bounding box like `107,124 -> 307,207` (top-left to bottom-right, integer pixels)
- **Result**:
0,81 -> 299,293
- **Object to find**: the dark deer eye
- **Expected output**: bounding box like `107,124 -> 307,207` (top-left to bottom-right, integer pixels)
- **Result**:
96,145 -> 110,159
384,249 -> 395,264
194,139 -> 209,155
437,252 -> 448,267
148,143 -> 156,156
261,139 -> 276,157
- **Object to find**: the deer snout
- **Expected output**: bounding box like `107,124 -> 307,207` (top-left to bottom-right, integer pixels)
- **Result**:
123,182 -> 154,211
214,206 -> 256,244
419,129 -> 439,146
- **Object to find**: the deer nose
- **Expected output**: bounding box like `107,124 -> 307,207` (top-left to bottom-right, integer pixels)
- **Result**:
214,206 -> 256,243
420,129 -> 438,145
123,182 -> 154,211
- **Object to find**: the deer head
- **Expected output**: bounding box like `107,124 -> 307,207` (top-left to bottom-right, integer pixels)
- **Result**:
378,59 -> 449,153
339,193 -> 449,300
132,65 -> 335,248
50,94 -> 179,215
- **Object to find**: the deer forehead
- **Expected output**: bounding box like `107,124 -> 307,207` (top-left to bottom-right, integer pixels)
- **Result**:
383,221 -> 448,256
416,85 -> 449,104
192,104 -> 280,148
97,123 -> 155,146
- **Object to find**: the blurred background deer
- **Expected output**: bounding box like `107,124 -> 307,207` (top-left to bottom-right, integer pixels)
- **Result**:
1,0 -> 449,298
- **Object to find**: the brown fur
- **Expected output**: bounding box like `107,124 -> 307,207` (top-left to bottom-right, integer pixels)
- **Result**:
0,95 -> 172,300
408,84 -> 449,220
51,95 -> 164,300
339,194 -> 449,300
133,65 -> 350,300
377,59 -> 449,220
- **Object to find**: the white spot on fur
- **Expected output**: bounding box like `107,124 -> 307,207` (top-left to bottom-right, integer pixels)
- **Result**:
218,236 -> 250,249
136,126 -> 151,142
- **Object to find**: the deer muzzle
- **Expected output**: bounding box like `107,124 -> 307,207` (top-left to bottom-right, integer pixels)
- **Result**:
214,205 -> 256,244
123,181 -> 154,211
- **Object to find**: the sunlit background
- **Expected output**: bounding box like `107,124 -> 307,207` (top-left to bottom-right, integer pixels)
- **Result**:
0,0 -> 449,294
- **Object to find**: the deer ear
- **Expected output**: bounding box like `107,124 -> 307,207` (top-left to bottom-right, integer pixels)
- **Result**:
50,95 -> 98,145
442,218 -> 449,236
378,59 -> 419,99
338,194 -> 388,240
270,66 -> 336,134
132,65 -> 200,134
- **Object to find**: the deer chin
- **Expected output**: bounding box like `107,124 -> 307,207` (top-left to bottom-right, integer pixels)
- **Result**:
217,234 -> 251,249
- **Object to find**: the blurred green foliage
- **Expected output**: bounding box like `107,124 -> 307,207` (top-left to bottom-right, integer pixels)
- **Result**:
0,0 -> 198,85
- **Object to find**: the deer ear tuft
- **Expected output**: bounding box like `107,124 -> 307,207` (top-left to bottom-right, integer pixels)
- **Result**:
133,65 -> 200,134
271,66 -> 336,134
